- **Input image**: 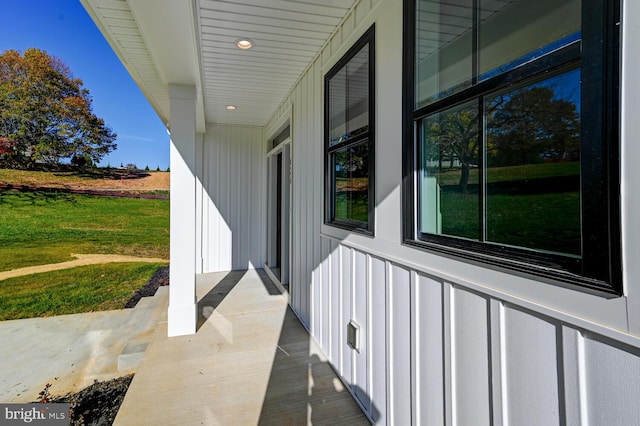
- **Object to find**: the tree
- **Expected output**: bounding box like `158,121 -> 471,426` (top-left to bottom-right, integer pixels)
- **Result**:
487,86 -> 580,167
0,48 -> 117,168
70,153 -> 93,169
488,87 -> 579,165
424,105 -> 480,193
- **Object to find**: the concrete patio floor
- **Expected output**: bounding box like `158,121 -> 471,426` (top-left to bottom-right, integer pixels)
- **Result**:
115,269 -> 370,425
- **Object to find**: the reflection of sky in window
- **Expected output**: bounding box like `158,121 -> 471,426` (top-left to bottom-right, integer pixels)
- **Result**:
496,67 -> 581,112
479,32 -> 581,82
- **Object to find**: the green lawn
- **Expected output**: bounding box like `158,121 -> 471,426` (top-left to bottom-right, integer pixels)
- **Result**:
0,190 -> 169,272
0,263 -> 166,320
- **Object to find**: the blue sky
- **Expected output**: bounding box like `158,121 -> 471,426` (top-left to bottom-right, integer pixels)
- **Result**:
0,0 -> 169,170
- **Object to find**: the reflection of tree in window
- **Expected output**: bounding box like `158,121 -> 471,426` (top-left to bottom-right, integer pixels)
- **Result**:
423,103 -> 479,193
334,143 -> 369,223
485,70 -> 581,255
487,81 -> 580,168
420,70 -> 582,254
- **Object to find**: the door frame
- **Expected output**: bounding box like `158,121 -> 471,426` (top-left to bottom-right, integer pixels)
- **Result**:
265,138 -> 292,290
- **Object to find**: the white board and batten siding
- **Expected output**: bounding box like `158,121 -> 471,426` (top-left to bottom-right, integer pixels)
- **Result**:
260,0 -> 640,424
197,124 -> 264,273
312,245 -> 640,425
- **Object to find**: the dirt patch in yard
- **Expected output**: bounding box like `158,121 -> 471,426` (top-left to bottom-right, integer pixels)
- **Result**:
0,169 -> 169,191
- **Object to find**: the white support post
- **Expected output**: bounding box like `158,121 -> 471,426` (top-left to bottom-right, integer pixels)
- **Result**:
168,84 -> 197,337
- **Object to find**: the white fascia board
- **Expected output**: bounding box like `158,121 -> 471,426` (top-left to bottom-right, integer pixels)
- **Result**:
80,0 -> 206,133
127,0 -> 206,133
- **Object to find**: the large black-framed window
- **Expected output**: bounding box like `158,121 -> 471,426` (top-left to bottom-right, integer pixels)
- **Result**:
403,0 -> 621,293
325,25 -> 375,234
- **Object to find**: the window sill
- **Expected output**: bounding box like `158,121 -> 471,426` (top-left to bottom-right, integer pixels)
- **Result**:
325,220 -> 374,237
402,238 -> 621,297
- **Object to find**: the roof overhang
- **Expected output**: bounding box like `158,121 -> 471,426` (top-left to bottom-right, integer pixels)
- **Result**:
80,0 -> 357,132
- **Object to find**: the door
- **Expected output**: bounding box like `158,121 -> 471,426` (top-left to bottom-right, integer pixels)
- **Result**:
266,141 -> 291,285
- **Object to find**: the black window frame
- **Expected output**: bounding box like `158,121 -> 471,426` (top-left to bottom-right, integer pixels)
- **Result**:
325,25 -> 376,234
402,0 -> 622,294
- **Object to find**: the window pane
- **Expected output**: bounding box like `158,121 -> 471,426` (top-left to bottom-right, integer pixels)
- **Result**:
415,0 -> 473,107
419,101 -> 479,240
329,43 -> 369,146
329,67 -> 347,145
333,142 -> 369,223
485,69 -> 581,256
479,0 -> 580,80
347,44 -> 369,138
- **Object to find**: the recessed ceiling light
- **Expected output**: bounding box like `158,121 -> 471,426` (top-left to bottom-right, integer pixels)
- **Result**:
235,39 -> 254,50
226,105 -> 237,110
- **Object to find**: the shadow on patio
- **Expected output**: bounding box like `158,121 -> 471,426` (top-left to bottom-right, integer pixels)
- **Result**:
114,269 -> 369,425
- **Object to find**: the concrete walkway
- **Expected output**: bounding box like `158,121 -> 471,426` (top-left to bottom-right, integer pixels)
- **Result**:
0,286 -> 168,402
0,253 -> 168,281
115,269 -> 369,425
0,267 -> 369,423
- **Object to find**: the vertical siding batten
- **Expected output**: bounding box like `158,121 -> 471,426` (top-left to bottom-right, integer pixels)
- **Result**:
388,264 -> 412,425
353,250 -> 369,407
241,127 -> 249,267
414,273 -> 445,425
443,282 -> 453,426
341,245 -> 353,383
410,270 -> 418,426
195,134 -> 203,274
293,83 -> 304,318
313,59 -> 323,343
304,71 -> 314,328
330,238 -> 342,368
370,255 -> 387,424
489,299 -> 505,426
561,326 -> 583,425
320,238 -> 331,351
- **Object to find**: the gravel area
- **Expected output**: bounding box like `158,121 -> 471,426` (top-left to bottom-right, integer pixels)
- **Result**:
49,375 -> 134,426
124,265 -> 169,308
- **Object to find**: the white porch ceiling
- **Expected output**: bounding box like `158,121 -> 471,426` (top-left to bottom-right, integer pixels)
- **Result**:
80,0 -> 357,131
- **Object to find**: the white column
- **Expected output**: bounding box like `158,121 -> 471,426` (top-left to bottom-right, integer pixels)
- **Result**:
168,84 -> 197,337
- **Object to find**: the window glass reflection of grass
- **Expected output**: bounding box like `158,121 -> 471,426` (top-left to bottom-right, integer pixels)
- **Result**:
486,191 -> 580,255
435,161 -> 580,255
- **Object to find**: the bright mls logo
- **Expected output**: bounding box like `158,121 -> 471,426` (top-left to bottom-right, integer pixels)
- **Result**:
0,404 -> 69,425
